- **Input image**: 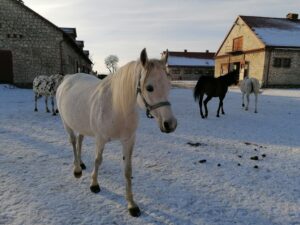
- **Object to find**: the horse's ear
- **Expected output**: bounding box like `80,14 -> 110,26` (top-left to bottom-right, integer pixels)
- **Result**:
140,48 -> 148,68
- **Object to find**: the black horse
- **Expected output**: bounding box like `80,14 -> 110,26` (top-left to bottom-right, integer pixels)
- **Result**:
193,70 -> 239,118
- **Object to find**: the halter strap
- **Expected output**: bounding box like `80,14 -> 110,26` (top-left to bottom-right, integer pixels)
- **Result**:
137,77 -> 171,119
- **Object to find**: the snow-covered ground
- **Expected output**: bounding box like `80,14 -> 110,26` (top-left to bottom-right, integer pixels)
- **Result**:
0,84 -> 299,225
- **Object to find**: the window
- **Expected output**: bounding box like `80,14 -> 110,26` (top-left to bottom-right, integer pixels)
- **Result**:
282,58 -> 291,68
184,69 -> 192,74
233,36 -> 243,51
171,68 -> 180,74
273,58 -> 281,67
273,58 -> 291,68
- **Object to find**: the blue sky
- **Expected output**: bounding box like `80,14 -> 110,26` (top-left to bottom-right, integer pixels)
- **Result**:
25,0 -> 300,73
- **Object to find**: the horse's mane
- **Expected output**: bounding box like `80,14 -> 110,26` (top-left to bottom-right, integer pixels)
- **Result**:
110,61 -> 140,117
111,59 -> 164,117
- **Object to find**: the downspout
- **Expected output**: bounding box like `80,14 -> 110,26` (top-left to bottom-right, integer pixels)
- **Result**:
265,48 -> 272,87
59,39 -> 64,74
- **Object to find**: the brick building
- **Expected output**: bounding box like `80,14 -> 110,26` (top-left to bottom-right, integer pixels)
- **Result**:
215,13 -> 300,87
0,0 -> 92,86
161,50 -> 215,80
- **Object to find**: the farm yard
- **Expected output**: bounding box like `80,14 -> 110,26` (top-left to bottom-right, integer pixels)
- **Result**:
0,84 -> 299,225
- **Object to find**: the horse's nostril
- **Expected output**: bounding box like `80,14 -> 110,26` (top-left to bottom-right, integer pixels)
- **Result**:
164,121 -> 170,130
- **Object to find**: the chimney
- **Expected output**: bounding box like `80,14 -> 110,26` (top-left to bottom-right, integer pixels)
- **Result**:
206,50 -> 209,53
286,13 -> 298,20
184,49 -> 187,53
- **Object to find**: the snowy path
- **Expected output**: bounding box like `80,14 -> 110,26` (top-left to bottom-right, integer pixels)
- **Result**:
0,85 -> 299,225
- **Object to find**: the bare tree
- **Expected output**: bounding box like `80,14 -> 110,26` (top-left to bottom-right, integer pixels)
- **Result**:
104,55 -> 119,74
17,0 -> 24,3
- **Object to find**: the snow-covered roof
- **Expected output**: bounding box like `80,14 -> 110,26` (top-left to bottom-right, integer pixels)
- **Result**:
241,16 -> 300,47
167,56 -> 214,67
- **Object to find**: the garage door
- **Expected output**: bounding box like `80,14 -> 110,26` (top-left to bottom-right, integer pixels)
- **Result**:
0,50 -> 13,83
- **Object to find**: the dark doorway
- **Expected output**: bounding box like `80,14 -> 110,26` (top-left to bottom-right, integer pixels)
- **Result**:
0,50 -> 13,84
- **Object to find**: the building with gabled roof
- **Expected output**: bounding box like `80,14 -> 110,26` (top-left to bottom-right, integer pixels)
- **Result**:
0,0 -> 92,86
161,50 -> 215,80
215,13 -> 300,87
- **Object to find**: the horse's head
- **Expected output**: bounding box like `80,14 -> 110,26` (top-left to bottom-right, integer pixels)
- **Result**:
137,49 -> 177,133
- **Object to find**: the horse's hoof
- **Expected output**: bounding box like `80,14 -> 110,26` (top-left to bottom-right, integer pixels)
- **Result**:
254,111 -> 257,113
90,184 -> 101,193
216,115 -> 219,117
55,109 -> 59,113
80,163 -> 86,170
242,104 -> 245,107
52,113 -> 56,116
73,170 -> 82,178
34,109 -> 38,112
129,207 -> 141,217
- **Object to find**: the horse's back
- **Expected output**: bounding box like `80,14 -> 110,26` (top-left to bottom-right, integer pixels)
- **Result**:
57,73 -> 102,136
241,77 -> 260,94
33,75 -> 51,95
57,73 -> 101,107
250,78 -> 260,94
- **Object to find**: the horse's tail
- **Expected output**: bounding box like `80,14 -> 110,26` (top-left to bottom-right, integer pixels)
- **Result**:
193,77 -> 203,101
250,80 -> 254,93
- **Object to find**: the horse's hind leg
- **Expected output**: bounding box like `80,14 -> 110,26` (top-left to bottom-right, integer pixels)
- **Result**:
64,125 -> 82,178
34,94 -> 38,112
245,94 -> 250,111
77,134 -> 86,170
45,96 -> 50,113
121,137 -> 141,217
242,92 -> 245,107
203,95 -> 212,118
90,137 -> 106,193
199,94 -> 205,118
254,93 -> 258,113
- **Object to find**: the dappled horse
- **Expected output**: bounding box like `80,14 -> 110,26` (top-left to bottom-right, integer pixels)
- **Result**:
239,76 -> 260,113
33,74 -> 63,115
56,49 -> 177,217
194,70 -> 238,118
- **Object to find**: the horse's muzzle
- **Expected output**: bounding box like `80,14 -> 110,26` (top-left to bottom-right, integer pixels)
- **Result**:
161,118 -> 177,133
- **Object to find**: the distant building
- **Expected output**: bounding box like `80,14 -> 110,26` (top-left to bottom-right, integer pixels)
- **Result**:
215,13 -> 300,87
0,0 -> 92,87
161,50 -> 215,80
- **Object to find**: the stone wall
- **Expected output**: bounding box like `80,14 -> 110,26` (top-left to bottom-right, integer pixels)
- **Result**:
0,0 -> 91,86
264,49 -> 300,86
168,66 -> 214,80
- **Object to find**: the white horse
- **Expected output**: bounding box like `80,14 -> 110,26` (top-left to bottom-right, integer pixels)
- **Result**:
56,49 -> 177,217
239,76 -> 260,113
33,74 -> 63,115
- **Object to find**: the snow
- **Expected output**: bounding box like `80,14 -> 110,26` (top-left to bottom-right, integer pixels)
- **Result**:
254,28 -> 300,47
168,56 -> 214,67
0,84 -> 300,225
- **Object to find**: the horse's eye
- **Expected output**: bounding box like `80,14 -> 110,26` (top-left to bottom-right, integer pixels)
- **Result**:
146,85 -> 154,92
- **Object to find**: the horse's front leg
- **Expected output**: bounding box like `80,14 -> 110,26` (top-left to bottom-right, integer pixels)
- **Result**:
217,97 -> 225,117
90,137 -> 105,193
45,96 -> 50,113
34,94 -> 38,112
121,137 -> 141,217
